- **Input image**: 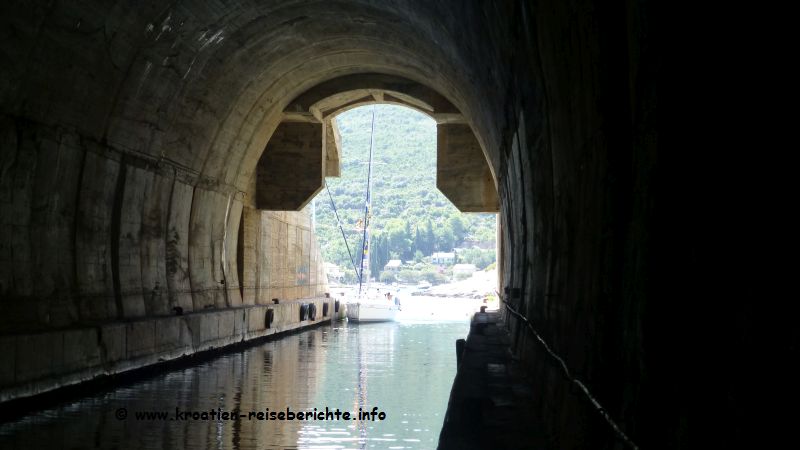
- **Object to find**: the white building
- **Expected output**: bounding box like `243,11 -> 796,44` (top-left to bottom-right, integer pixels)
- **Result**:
384,259 -> 402,271
431,252 -> 455,265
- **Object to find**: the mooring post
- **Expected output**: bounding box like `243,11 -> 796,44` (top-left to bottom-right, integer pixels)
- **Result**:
456,338 -> 466,366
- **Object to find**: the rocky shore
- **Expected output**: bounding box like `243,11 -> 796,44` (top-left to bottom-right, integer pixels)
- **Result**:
411,270 -> 498,299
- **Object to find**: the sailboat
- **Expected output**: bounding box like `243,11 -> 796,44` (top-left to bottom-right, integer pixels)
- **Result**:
346,295 -> 399,322
345,108 -> 400,323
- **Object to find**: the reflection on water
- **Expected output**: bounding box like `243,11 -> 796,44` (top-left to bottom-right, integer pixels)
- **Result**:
0,297 -> 472,449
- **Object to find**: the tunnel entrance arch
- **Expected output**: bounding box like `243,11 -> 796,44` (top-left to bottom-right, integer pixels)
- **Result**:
243,74 -> 502,300
253,73 -> 499,215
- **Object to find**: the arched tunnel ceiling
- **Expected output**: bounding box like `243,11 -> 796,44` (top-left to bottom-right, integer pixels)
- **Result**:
283,73 -> 463,123
0,0 -> 507,339
0,1 -> 504,198
0,1 -> 510,327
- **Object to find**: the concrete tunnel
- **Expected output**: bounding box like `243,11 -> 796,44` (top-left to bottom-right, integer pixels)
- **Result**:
0,0 -> 788,448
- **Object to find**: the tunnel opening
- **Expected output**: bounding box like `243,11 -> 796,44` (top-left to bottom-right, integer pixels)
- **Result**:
308,103 -> 499,295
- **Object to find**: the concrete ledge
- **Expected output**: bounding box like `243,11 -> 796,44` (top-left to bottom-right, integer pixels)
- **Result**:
0,297 -> 332,403
438,311 -> 546,449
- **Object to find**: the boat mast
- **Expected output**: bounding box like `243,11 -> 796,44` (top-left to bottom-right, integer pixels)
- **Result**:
358,108 -> 376,296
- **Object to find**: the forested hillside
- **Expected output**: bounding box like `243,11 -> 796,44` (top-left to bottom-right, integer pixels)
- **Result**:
312,105 -> 496,282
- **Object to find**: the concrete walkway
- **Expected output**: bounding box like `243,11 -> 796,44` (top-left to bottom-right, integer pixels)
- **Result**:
439,311 -> 547,449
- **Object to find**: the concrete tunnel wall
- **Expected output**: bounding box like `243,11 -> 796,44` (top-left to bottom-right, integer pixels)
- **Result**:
0,0 -> 776,448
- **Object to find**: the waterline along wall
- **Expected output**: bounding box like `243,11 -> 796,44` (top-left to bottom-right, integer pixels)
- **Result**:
0,159 -> 331,401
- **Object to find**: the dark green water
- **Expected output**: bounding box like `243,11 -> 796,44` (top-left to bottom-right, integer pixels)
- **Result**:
0,319 -> 469,449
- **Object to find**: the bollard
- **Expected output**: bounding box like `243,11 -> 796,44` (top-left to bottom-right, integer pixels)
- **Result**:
265,309 -> 274,329
309,303 -> 317,321
300,304 -> 309,321
456,338 -> 466,366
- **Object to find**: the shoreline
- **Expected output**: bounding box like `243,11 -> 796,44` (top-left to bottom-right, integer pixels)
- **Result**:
329,270 -> 498,301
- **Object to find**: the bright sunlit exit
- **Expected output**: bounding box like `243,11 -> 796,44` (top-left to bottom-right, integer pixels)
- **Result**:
313,104 -> 499,319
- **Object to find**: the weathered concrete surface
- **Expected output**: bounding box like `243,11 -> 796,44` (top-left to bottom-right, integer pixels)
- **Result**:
0,298 -> 332,403
324,118 -> 342,177
239,208 -> 328,304
257,122 -> 324,211
277,74 -> 493,212
284,73 -> 461,120
0,110 -> 329,401
437,123 -> 499,212
439,311 -> 547,449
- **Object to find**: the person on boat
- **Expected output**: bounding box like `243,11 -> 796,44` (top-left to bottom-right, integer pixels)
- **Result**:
385,291 -> 401,310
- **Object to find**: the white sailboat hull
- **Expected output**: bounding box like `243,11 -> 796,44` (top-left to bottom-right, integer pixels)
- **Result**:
346,301 -> 399,322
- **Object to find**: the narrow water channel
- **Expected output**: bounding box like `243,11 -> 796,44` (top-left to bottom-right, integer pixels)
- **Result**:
0,297 -> 475,449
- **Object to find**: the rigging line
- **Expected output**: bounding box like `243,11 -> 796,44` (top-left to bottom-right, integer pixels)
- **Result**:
325,180 -> 358,274
357,107 -> 377,296
499,291 -> 640,450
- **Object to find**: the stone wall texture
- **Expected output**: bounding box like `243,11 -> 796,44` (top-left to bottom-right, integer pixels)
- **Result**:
0,107 -> 330,401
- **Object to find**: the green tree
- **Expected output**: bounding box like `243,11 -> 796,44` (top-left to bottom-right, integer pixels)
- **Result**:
379,271 -> 396,283
311,105 -> 497,273
398,269 -> 421,283
385,219 -> 412,259
341,269 -> 359,284
449,215 -> 467,245
435,225 -> 455,252
424,219 -> 435,255
370,233 -> 390,277
457,248 -> 496,270
414,226 -> 424,255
